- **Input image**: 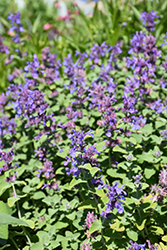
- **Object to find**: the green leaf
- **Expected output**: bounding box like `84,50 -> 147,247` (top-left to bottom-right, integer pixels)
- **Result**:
107,168 -> 126,179
130,5 -> 141,20
144,168 -> 156,179
160,156 -> 167,163
155,118 -> 166,129
0,201 -> 9,241
137,151 -> 154,163
123,137 -> 137,145
0,244 -> 10,249
33,191 -> 46,200
79,163 -> 92,171
95,141 -> 106,151
30,242 -> 43,250
7,197 -> 20,207
70,242 -> 78,250
151,135 -> 162,145
140,124 -> 153,137
0,212 -> 29,227
57,147 -> 69,159
0,201 -> 9,214
42,194 -> 61,206
127,230 -> 138,241
39,134 -> 48,144
23,219 -> 35,229
110,219 -> 125,232
90,167 -> 100,177
55,221 -> 68,230
113,146 -> 128,154
122,177 -> 135,189
157,242 -> 167,250
89,220 -> 102,234
69,178 -> 86,188
50,241 -> 60,248
56,167 -> 65,175
0,175 -> 11,196
32,14 -> 41,34
65,231 -> 80,241
162,236 -> 167,242
15,153 -> 27,161
135,219 -> 146,231
78,200 -> 97,210
150,226 -> 164,235
66,212 -> 76,221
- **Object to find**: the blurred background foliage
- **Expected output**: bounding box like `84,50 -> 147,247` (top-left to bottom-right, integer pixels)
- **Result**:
0,0 -> 167,92
1,0 -> 167,53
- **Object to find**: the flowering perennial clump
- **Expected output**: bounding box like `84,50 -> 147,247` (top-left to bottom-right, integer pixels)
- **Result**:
0,9 -> 167,250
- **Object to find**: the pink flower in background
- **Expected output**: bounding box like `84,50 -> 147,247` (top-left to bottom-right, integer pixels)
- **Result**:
75,10 -> 80,15
43,23 -> 53,31
61,15 -> 71,21
7,30 -> 15,37
67,10 -> 71,15
88,13 -> 93,17
73,2 -> 77,6
54,3 -> 60,8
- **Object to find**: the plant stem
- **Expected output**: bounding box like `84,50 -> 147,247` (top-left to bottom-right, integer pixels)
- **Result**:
12,183 -> 32,247
81,169 -> 105,245
79,190 -> 85,201
11,238 -> 20,250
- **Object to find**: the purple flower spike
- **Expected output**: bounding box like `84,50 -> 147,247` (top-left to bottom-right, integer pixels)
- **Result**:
0,37 -> 9,54
126,240 -> 146,250
147,240 -> 158,250
98,181 -> 126,219
5,171 -> 18,183
83,211 -> 97,229
8,12 -> 24,43
159,166 -> 167,188
140,11 -> 159,32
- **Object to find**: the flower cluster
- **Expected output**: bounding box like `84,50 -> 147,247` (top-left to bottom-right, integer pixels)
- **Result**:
8,12 -> 24,43
89,42 -> 111,66
37,160 -> 55,180
150,166 -> 167,202
0,148 -> 18,182
0,36 -> 9,54
98,181 -> 126,218
83,211 -> 97,229
140,10 -> 159,32
126,240 -> 158,250
0,115 -> 16,137
8,68 -> 23,82
133,173 -> 142,188
63,52 -> 87,93
126,240 -> 146,250
82,211 -> 98,240
37,160 -> 60,191
81,242 -> 92,250
147,240 -> 158,250
64,130 -> 100,177
12,84 -> 49,127
159,166 -> 167,188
